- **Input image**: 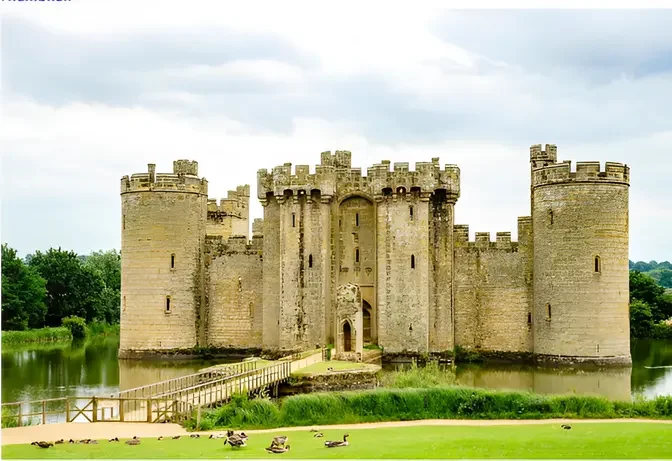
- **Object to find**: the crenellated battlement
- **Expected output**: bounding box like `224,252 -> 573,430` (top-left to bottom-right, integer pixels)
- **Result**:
257,151 -> 461,203
453,225 -> 520,251
121,161 -> 208,195
252,218 -> 263,237
531,160 -> 630,188
207,185 -> 250,215
205,234 -> 263,258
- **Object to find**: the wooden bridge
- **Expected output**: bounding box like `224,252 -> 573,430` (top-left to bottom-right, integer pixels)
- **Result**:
1,350 -> 324,427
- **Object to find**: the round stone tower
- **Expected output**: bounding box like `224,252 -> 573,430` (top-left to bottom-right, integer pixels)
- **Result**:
119,160 -> 208,357
530,144 -> 631,365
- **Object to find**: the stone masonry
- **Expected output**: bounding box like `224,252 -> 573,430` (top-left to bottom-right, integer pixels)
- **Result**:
119,145 -> 632,365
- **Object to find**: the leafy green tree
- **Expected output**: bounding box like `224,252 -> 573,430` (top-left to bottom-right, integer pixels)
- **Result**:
62,315 -> 87,339
656,269 -> 672,288
83,250 -> 121,324
630,300 -> 654,338
1,244 -> 48,330
28,248 -> 105,326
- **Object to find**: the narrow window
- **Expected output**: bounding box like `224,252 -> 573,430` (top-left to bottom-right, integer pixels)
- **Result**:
170,253 -> 175,269
123,296 -> 127,311
411,255 -> 415,269
409,206 -> 414,220
122,215 -> 126,230
594,256 -> 601,273
527,312 -> 532,325
166,296 -> 171,313
356,213 -> 359,226
292,213 -> 296,228
548,209 -> 554,225
355,248 -> 360,263
309,254 -> 313,268
339,219 -> 342,229
546,303 -> 551,320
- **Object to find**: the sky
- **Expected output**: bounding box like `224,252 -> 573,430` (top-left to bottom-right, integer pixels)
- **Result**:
1,2 -> 671,262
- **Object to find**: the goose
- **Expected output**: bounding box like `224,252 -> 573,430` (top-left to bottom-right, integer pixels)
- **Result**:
55,439 -> 65,444
125,439 -> 141,446
325,433 -> 349,448
266,444 -> 291,454
68,439 -> 76,444
227,434 -> 247,448
190,434 -> 200,438
109,437 -> 120,442
240,432 -> 248,442
157,436 -> 163,441
271,435 -> 288,447
172,435 -> 181,440
36,441 -> 53,449
209,433 -> 226,439
310,429 -> 318,433
561,424 -> 572,430
313,432 -> 324,438
88,440 -> 99,445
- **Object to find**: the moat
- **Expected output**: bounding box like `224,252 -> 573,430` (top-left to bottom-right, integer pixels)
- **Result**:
3,337 -> 671,404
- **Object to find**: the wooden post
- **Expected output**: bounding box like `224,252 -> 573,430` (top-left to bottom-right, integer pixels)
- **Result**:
18,404 -> 23,427
65,398 -> 70,423
147,399 -> 152,423
196,405 -> 201,431
92,397 -> 98,422
120,400 -> 125,422
42,400 -> 46,425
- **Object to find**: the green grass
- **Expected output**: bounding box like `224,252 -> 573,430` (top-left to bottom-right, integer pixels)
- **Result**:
1,323 -> 119,346
292,360 -> 373,375
3,423 -> 672,458
378,360 -> 456,388
1,327 -> 72,345
197,387 -> 672,431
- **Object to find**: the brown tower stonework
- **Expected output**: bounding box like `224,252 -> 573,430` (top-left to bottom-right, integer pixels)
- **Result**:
119,145 -> 631,365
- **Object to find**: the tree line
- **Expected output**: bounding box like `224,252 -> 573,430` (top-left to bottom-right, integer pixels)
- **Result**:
630,260 -> 672,288
629,270 -> 672,339
1,244 -> 120,331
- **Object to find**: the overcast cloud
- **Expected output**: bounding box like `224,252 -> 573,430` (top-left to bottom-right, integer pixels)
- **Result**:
1,3 -> 671,261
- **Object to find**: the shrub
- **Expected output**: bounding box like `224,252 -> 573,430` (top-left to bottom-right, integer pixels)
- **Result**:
196,386 -> 672,431
62,316 -> 87,340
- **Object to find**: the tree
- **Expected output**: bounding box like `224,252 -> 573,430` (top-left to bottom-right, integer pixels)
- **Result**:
630,300 -> 654,338
83,250 -> 121,324
28,248 -> 105,326
656,269 -> 672,289
1,244 -> 48,330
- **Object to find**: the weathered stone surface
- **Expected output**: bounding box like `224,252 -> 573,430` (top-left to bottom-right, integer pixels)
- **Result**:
120,145 -> 631,365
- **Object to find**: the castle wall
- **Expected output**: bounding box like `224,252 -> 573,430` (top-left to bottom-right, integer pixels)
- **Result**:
453,219 -> 533,353
119,161 -> 207,353
204,236 -> 263,348
376,193 -> 430,354
429,191 -> 456,353
206,185 -> 250,239
301,192 -> 330,347
261,195 -> 281,348
531,152 -> 631,363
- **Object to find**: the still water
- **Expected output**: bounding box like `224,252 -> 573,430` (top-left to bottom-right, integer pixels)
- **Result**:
2,337 -> 671,404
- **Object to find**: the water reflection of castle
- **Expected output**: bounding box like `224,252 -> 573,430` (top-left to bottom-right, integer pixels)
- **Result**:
455,365 -> 632,401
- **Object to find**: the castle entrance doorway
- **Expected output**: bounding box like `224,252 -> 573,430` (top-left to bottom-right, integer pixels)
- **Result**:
343,321 -> 352,352
362,301 -> 372,344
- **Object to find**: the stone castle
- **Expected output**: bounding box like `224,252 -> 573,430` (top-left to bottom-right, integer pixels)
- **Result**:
119,144 -> 632,365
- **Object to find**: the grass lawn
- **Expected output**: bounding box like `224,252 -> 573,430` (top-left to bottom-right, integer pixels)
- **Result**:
292,360 -> 376,376
4,423 -> 672,459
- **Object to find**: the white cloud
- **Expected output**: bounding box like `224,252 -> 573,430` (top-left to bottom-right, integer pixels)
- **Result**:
2,5 -> 671,261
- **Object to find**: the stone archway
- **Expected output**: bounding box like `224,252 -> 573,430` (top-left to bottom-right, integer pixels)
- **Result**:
343,320 -> 353,352
362,301 -> 372,344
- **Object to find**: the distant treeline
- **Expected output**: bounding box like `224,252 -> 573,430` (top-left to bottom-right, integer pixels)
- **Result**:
630,260 -> 672,288
1,244 -> 120,331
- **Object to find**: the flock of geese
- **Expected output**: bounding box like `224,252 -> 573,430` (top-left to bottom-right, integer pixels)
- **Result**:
29,429 -> 351,454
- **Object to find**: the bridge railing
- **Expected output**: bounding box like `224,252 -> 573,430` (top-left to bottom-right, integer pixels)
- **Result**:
1,396 -> 194,426
151,360 -> 292,408
113,361 -> 257,400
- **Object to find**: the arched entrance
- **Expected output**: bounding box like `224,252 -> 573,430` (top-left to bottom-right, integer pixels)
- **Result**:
362,301 -> 372,344
343,321 -> 352,352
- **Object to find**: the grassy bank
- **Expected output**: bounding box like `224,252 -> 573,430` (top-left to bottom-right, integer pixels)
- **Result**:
192,387 -> 672,431
1,323 -> 119,346
4,423 -> 672,458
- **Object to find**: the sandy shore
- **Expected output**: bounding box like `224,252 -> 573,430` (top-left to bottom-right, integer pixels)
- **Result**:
3,418 -> 671,446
